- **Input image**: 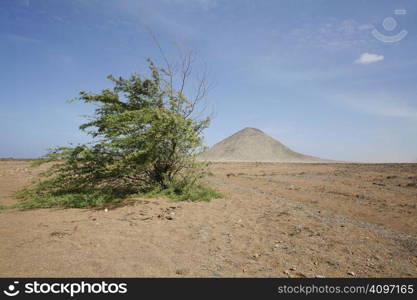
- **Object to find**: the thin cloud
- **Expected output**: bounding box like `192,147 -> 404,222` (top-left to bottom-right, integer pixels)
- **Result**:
162,0 -> 218,10
335,94 -> 417,118
17,0 -> 30,7
2,33 -> 40,44
288,19 -> 375,50
354,52 -> 384,65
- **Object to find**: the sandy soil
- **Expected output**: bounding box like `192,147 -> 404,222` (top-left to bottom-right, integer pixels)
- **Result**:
0,160 -> 416,277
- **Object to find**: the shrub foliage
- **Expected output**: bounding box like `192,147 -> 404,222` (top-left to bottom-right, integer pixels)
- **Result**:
16,59 -> 221,208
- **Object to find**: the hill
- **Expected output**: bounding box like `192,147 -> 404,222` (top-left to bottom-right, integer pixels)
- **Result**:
199,127 -> 328,162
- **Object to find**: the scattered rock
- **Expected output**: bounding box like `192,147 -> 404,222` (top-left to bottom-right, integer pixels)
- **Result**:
277,211 -> 290,217
347,271 -> 355,276
50,231 -> 70,238
289,226 -> 302,236
175,268 -> 189,276
326,260 -> 339,268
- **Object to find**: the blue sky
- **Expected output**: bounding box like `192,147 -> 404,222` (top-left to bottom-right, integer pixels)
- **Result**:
1,0 -> 416,162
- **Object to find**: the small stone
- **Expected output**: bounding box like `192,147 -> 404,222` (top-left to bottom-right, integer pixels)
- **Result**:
175,268 -> 189,275
289,267 -> 296,271
315,275 -> 325,278
104,208 -> 108,212
348,271 -> 355,276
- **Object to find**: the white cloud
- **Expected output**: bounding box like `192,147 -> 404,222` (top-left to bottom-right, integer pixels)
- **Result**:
354,52 -> 384,65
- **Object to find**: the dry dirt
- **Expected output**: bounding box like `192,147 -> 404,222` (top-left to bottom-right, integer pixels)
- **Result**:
0,160 -> 416,277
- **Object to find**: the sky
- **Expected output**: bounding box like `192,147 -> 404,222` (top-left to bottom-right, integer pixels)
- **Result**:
0,0 -> 416,162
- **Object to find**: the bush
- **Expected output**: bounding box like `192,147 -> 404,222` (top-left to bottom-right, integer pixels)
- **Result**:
15,58 -> 221,208
138,178 -> 223,202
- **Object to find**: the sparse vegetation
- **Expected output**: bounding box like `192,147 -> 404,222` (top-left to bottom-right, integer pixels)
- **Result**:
15,58 -> 221,208
136,180 -> 223,203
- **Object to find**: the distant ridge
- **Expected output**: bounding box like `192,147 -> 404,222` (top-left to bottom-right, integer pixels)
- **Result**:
198,127 -> 329,163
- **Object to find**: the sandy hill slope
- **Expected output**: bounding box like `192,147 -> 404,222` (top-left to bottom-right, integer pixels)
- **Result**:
198,127 -> 328,162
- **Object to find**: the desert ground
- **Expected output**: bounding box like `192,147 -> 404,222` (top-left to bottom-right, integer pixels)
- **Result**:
0,159 -> 416,277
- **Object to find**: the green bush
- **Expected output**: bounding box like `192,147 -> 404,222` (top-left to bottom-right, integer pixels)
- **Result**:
13,189 -> 123,209
138,180 -> 223,202
14,58 -> 222,209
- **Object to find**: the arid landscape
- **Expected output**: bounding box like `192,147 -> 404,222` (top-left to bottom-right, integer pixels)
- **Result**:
2,1 -> 417,289
1,159 -> 416,277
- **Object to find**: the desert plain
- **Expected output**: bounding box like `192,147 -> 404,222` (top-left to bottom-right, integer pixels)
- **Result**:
0,159 -> 416,277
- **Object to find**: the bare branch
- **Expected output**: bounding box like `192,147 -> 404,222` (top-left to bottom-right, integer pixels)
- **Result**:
144,27 -> 214,120
144,26 -> 174,96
